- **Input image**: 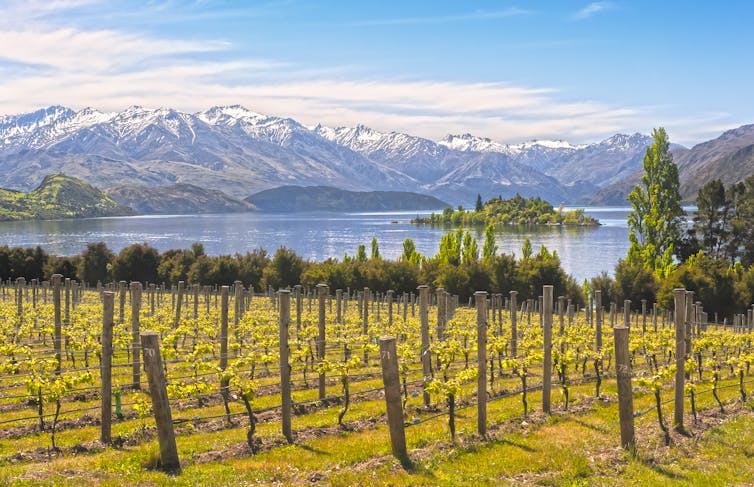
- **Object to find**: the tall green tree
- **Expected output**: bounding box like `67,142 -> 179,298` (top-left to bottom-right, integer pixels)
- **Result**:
627,127 -> 684,277
461,231 -> 478,263
78,242 -> 114,285
482,224 -> 497,263
475,193 -> 483,212
370,237 -> 381,260
693,179 -> 730,259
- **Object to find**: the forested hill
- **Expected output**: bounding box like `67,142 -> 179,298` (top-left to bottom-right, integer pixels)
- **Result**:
107,184 -> 256,214
0,174 -> 135,221
245,185 -> 448,212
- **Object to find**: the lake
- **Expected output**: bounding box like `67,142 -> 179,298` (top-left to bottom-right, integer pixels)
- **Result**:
0,207 -> 635,282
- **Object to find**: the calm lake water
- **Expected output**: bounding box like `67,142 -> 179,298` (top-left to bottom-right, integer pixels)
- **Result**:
0,207 -> 634,282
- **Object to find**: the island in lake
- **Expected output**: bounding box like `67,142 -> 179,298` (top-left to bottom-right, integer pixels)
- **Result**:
412,194 -> 599,226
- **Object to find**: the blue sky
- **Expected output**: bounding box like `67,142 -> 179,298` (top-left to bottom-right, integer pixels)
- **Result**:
0,0 -> 752,146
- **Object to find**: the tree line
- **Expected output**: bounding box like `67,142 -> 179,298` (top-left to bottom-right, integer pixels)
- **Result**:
591,128 -> 754,318
0,231 -> 583,305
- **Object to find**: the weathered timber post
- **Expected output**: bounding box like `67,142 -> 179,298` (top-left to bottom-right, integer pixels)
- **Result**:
614,325 -> 635,453
379,336 -> 410,467
279,289 -> 293,443
594,290 -> 603,351
118,280 -> 127,324
510,291 -> 518,357
542,285 -> 553,414
476,291 -> 488,436
336,288 -> 343,323
674,288 -> 686,432
131,282 -> 142,390
173,281 -> 184,330
418,285 -> 431,406
140,332 -> 181,473
317,283 -> 328,400
363,287 -> 370,365
387,290 -> 394,327
101,291 -> 114,444
52,274 -> 62,374
436,288 -> 447,341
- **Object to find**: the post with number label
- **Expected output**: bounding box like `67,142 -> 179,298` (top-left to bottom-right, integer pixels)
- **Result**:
379,336 -> 410,467
140,332 -> 181,473
614,325 -> 635,453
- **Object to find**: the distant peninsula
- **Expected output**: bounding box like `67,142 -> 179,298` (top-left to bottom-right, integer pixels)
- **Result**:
412,194 -> 599,226
0,174 -> 134,222
107,183 -> 256,215
246,185 -> 449,212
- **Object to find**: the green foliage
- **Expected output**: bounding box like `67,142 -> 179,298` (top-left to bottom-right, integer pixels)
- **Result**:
611,258 -> 658,305
262,246 -> 305,289
355,244 -> 367,262
626,128 -> 684,278
370,237 -> 381,260
112,243 -> 160,284
657,252 -> 737,317
412,193 -> 598,227
79,242 -> 114,285
0,174 -> 134,222
482,224 -> 497,263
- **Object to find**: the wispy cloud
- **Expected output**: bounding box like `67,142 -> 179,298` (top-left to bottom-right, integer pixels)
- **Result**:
0,1 -> 729,146
572,2 -> 614,20
350,7 -> 531,26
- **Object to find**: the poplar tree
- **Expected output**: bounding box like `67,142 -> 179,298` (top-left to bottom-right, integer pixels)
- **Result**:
627,127 -> 684,277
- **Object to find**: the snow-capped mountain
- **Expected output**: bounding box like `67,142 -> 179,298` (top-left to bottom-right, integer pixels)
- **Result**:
0,104 -> 689,204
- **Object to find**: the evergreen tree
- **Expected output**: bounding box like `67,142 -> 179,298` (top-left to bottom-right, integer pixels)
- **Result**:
627,127 -> 684,277
693,179 -> 730,259
475,193 -> 483,212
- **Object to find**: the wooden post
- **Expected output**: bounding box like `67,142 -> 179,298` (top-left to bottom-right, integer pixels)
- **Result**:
118,281 -> 126,324
220,286 -> 229,392
509,291 -> 518,358
641,299 -> 647,335
233,281 -> 242,351
173,281 -> 184,330
101,292 -> 114,444
317,283 -> 328,400
614,326 -> 635,453
379,336 -> 410,467
624,300 -> 631,329
336,288 -> 343,323
436,288 -> 447,341
542,285 -> 553,414
130,282 -> 142,390
418,285 -> 431,406
279,289 -> 293,443
387,290 -> 394,327
673,288 -> 686,432
363,287 -> 370,365
475,291 -> 488,436
52,274 -> 62,374
594,290 -> 603,351
140,332 -> 181,473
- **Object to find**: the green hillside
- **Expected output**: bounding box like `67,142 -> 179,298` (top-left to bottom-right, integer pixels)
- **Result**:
0,174 -> 135,221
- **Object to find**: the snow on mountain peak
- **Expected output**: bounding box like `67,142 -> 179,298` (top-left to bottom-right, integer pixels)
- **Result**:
438,133 -> 509,153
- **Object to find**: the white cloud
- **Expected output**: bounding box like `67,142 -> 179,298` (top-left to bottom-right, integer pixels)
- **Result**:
572,2 -> 614,20
349,7 -> 531,26
0,2 -> 732,146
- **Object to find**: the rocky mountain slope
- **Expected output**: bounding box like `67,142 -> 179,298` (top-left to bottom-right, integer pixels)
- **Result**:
246,186 -> 448,212
2,104 -> 750,206
106,183 -> 256,214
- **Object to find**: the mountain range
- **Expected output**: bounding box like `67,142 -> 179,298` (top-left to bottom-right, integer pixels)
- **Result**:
1,105 -> 753,206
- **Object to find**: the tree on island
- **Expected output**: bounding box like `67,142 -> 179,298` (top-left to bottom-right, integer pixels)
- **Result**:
626,127 -> 684,278
475,193 -> 483,212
